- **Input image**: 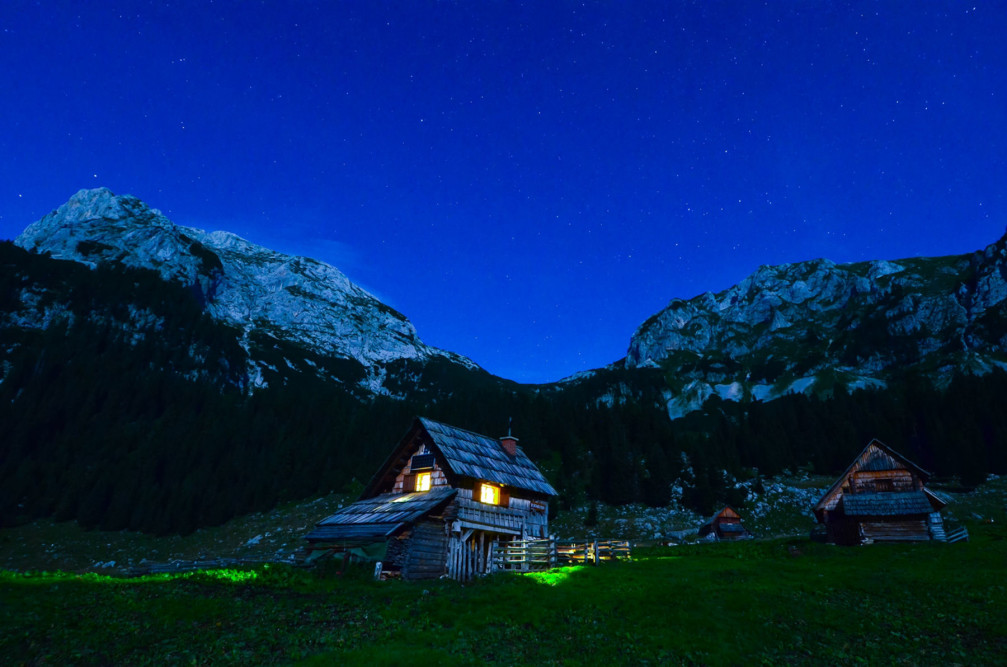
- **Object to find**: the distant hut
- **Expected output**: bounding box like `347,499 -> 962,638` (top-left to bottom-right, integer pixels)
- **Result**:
304,417 -> 557,580
698,506 -> 752,541
813,439 -> 948,545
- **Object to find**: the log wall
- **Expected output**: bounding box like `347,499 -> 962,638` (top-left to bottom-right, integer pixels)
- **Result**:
860,519 -> 929,542
401,519 -> 449,580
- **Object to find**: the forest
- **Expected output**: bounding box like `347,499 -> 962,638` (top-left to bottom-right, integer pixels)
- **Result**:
1,241 -> 1005,534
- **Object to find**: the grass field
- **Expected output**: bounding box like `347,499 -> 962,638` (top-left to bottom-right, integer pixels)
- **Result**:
3,519 -> 1006,666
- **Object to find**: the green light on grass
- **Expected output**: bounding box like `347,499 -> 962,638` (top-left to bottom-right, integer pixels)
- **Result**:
198,569 -> 259,583
1,567 -> 260,585
524,566 -> 586,586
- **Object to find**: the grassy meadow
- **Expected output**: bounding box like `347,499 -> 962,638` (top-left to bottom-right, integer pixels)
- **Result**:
3,520 -> 1006,666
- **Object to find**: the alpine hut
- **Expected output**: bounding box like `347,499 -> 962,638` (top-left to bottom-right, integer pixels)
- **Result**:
698,506 -> 752,541
813,439 -> 948,545
304,417 -> 557,580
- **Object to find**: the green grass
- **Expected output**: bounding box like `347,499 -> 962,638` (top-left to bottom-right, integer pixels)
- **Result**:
3,523 -> 1006,666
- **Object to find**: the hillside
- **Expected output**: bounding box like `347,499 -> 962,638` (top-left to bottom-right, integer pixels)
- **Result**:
15,187 -> 478,394
2,189 -> 1006,535
603,232 -> 1007,418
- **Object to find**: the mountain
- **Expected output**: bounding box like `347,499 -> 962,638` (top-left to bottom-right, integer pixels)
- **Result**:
610,234 -> 1007,418
15,187 -> 477,393
3,187 -> 1006,534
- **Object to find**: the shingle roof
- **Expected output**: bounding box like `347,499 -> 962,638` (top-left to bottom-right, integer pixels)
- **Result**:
841,491 -> 935,517
419,417 -> 558,496
717,522 -> 749,534
700,506 -> 742,530
304,487 -> 456,543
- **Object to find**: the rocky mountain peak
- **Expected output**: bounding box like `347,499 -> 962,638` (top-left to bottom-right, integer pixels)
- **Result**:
55,187 -> 146,223
16,188 -> 477,390
625,238 -> 1007,419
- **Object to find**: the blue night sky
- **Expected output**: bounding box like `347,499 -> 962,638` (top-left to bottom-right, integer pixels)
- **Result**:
2,2 -> 1006,383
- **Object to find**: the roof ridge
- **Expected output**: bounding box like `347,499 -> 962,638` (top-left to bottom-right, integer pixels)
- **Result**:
419,416 -> 509,444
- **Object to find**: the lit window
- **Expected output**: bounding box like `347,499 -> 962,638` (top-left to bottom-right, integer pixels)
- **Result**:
480,483 -> 500,505
415,472 -> 431,492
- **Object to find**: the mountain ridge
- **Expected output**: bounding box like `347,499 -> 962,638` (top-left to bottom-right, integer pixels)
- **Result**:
11,188 -> 1007,417
16,188 -> 478,393
615,231 -> 1007,417
3,188 -> 1007,532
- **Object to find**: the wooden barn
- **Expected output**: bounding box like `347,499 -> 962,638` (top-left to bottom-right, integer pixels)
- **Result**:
698,506 -> 753,541
304,417 -> 557,580
813,439 -> 948,545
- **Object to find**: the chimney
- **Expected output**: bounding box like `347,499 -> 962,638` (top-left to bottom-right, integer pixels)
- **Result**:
500,435 -> 519,457
500,418 -> 519,456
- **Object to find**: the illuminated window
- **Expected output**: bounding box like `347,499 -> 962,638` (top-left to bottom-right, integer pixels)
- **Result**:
415,472 -> 432,492
479,483 -> 500,505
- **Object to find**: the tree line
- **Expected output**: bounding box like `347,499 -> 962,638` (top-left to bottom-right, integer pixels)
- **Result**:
1,241 -> 1004,533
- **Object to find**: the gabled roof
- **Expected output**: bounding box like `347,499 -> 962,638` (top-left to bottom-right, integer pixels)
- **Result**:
814,439 -> 931,514
363,417 -> 558,498
841,491 -> 935,517
305,488 -> 456,543
700,506 -> 743,530
419,418 -> 557,496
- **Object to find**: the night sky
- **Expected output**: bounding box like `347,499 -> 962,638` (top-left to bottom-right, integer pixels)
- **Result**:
3,2 -> 1006,383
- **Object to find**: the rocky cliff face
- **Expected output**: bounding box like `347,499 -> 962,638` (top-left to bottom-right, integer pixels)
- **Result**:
14,188 -> 1007,416
16,188 -> 475,391
624,233 -> 1007,418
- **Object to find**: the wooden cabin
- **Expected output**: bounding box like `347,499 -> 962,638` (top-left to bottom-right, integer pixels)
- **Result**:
304,417 -> 557,580
813,439 -> 948,545
698,506 -> 752,541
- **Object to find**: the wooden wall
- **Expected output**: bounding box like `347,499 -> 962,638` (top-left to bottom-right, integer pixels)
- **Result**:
860,519 -> 929,542
827,516 -> 931,545
401,519 -> 449,580
392,443 -> 449,493
850,469 -> 920,493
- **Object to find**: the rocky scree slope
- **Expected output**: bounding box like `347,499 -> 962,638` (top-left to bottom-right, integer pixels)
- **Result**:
624,233 -> 1007,418
16,188 -> 476,392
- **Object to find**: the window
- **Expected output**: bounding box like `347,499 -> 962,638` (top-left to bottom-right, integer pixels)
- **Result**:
415,472 -> 431,492
410,453 -> 434,471
479,483 -> 500,505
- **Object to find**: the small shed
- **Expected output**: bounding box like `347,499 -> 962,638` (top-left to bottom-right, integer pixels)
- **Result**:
305,417 -> 557,580
813,439 -> 948,545
698,506 -> 752,541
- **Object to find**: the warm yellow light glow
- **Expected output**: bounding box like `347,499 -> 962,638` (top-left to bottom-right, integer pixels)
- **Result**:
480,483 -> 500,505
416,472 -> 431,492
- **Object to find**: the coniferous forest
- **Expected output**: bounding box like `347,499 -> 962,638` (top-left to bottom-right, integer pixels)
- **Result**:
1,241 -> 1006,534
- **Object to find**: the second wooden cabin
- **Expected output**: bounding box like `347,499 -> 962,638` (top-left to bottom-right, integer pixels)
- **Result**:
813,439 -> 948,545
304,417 -> 557,580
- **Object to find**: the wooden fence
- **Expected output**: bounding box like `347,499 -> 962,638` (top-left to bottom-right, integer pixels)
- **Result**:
490,538 -> 557,572
945,526 -> 969,543
557,539 -> 632,565
489,538 -> 631,573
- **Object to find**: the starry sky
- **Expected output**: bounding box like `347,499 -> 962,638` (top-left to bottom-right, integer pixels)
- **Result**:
2,2 -> 1006,383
